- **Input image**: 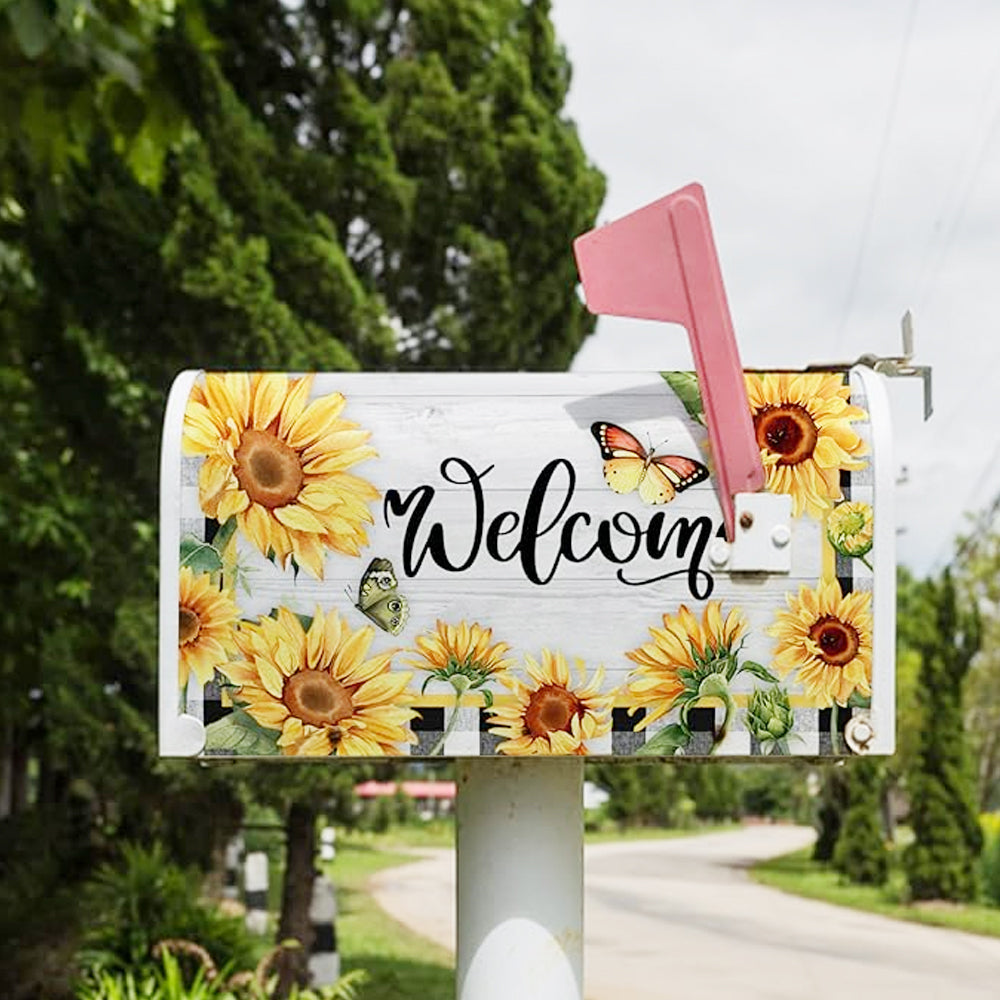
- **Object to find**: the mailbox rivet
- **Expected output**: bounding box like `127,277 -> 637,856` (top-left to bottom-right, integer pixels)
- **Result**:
709,540 -> 730,567
770,525 -> 791,548
739,511 -> 754,530
844,713 -> 875,755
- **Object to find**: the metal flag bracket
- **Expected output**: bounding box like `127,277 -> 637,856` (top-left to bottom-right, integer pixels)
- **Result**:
809,310 -> 933,420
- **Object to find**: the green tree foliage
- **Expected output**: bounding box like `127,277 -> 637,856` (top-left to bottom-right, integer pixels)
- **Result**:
812,764 -> 849,862
587,762 -> 692,829
953,520 -> 1000,811
678,762 -> 740,822
832,759 -> 888,885
207,0 -> 604,370
1,0 -> 604,987
0,0 -> 202,185
903,570 -> 983,902
737,763 -> 811,822
80,841 -> 257,973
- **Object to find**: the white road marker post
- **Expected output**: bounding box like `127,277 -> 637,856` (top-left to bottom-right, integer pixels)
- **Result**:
456,757 -> 584,1000
308,873 -> 340,986
244,850 -> 270,936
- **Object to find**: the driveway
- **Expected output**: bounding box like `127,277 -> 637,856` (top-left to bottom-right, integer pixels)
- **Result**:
369,825 -> 1000,999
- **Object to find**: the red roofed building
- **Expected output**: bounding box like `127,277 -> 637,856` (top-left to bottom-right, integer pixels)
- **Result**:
354,779 -> 456,819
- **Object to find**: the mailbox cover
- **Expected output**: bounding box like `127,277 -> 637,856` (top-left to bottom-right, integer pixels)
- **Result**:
159,367 -> 894,759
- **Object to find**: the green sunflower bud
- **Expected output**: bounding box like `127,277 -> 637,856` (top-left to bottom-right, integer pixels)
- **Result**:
746,686 -> 795,752
826,501 -> 874,558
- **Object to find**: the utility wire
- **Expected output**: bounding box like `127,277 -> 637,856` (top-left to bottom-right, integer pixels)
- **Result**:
835,0 -> 920,344
931,436 -> 1000,571
909,44 -> 1000,313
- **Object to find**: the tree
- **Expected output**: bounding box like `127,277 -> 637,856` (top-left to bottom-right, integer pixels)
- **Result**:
1,0 -> 604,988
1,0 -> 203,187
903,570 -> 983,902
678,762 -> 740,822
206,0 -> 605,371
832,759 -> 887,885
953,518 -> 1000,810
587,762 -> 690,829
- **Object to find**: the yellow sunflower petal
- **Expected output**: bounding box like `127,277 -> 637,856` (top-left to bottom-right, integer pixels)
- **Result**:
251,373 -> 289,430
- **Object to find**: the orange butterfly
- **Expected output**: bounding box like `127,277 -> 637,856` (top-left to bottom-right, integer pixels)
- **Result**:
590,422 -> 709,505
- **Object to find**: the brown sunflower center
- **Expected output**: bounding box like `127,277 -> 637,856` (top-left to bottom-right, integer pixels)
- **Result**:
233,427 -> 304,508
808,616 -> 860,667
283,670 -> 355,728
524,685 -> 582,737
754,404 -> 818,466
178,606 -> 201,645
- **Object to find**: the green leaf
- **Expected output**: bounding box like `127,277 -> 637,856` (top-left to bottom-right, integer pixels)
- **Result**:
103,79 -> 147,141
739,661 -> 781,684
212,515 -> 238,554
661,371 -> 706,426
7,0 -> 59,59
847,691 -> 872,709
179,535 -> 223,574
636,723 -> 690,756
204,708 -> 280,755
92,41 -> 143,93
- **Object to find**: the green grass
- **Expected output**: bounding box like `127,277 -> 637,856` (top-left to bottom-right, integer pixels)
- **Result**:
324,838 -> 454,1000
751,847 -> 1000,938
584,821 -> 739,844
343,817 -> 738,851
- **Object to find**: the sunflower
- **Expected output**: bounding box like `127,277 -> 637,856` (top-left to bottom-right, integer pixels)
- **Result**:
178,566 -> 239,688
182,373 -> 379,578
768,579 -> 872,707
487,650 -> 612,756
221,606 -> 415,756
625,602 -> 748,731
745,372 -> 868,518
408,620 -> 513,705
827,500 -> 874,559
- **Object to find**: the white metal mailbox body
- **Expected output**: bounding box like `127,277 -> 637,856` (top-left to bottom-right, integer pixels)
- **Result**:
159,366 -> 893,760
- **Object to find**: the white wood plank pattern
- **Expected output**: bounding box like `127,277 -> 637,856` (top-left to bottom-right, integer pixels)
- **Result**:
161,369 -> 892,758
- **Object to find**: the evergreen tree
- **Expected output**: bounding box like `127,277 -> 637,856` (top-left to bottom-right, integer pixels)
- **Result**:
903,570 -> 983,901
953,519 -> 1000,811
832,759 -> 887,885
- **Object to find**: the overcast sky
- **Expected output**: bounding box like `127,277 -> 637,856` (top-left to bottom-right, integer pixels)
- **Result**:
552,0 -> 1000,576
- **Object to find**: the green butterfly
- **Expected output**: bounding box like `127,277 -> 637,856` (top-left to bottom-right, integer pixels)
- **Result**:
355,557 -> 409,635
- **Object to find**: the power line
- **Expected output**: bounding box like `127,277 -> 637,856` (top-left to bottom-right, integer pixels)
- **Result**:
930,436 -> 1000,571
836,0 -> 920,344
914,102 -> 1000,315
909,42 -> 1000,312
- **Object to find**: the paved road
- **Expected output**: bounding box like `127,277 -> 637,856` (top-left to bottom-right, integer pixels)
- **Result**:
369,825 -> 1000,999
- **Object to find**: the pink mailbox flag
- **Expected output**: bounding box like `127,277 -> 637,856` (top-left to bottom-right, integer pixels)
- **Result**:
573,183 -> 765,539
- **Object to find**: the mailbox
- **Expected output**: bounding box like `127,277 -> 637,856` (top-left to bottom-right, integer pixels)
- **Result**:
160,365 -> 894,759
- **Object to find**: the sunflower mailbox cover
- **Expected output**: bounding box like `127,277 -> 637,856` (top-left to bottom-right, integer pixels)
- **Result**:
159,187 -> 895,762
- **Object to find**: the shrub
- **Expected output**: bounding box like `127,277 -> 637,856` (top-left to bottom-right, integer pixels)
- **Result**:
78,842 -> 256,974
832,760 -> 888,886
979,814 -> 1000,906
75,948 -> 369,1000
